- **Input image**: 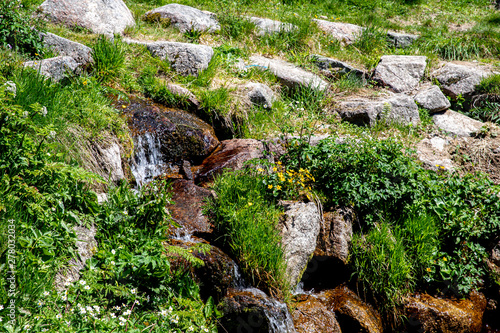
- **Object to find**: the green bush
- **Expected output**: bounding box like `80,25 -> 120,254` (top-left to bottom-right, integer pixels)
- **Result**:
91,35 -> 125,83
476,74 -> 500,95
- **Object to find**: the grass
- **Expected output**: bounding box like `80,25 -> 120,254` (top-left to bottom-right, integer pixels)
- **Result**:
91,35 -> 126,83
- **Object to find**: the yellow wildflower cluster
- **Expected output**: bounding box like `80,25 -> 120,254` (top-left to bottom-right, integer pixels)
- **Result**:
265,160 -> 315,198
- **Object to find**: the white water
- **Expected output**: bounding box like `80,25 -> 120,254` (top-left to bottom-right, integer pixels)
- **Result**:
130,132 -> 165,187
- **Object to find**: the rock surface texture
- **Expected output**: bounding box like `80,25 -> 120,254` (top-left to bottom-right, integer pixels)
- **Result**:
311,54 -> 366,78
96,143 -> 125,182
165,83 -> 200,109
246,82 -> 276,107
39,0 -> 135,35
373,55 -> 427,93
292,295 -> 342,333
144,4 -> 220,33
433,62 -> 490,99
387,31 -> 419,48
314,207 -> 354,264
416,136 -> 455,171
24,56 -> 81,81
313,19 -> 364,44
433,110 -> 484,137
248,16 -> 296,35
414,85 -> 451,113
41,32 -> 93,66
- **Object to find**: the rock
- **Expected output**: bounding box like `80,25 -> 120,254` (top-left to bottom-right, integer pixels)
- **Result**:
195,139 -> 265,183
313,19 -> 364,44
145,41 -> 214,77
143,3 -> 220,33
433,110 -> 485,137
373,55 -> 427,93
165,83 -> 200,109
387,31 -> 419,48
167,179 -> 214,237
24,56 -> 81,81
246,82 -> 276,107
492,242 -> 500,266
414,85 -> 451,113
403,292 -> 487,333
248,16 -> 296,36
218,288 -> 296,333
96,143 -> 125,182
311,54 -> 366,78
416,136 -> 455,171
181,160 -> 193,180
314,207 -> 354,264
249,56 -> 329,92
292,295 -> 342,333
319,286 -> 383,333
39,0 -> 135,35
433,62 -> 490,99
40,32 -> 93,66
279,201 -> 321,287
338,93 -> 420,127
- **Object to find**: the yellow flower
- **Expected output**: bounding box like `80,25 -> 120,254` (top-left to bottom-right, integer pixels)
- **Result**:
122,105 -> 127,109
277,161 -> 282,165
257,168 -> 264,172
276,185 -> 282,190
426,267 -> 431,272
268,184 -> 273,189
83,80 -> 88,85
442,257 -> 447,262
273,167 -> 277,172
248,202 -> 252,206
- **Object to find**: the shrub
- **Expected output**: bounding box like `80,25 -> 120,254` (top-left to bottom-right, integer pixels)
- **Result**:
476,74 -> 500,95
91,35 -> 125,83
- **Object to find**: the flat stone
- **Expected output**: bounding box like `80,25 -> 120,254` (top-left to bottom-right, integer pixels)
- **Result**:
143,3 -> 220,33
414,85 -> 451,113
313,19 -> 364,44
433,62 -> 490,99
246,82 -> 276,107
314,207 -> 354,264
433,110 -> 484,137
387,31 -> 419,48
41,32 -> 93,66
248,16 -> 296,36
249,55 -> 328,91
24,56 -> 81,81
39,0 -> 135,35
311,54 -> 366,78
373,55 -> 427,93
165,83 -> 200,109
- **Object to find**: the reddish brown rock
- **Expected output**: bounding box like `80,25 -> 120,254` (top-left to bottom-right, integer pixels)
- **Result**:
403,292 -> 487,333
167,179 -> 214,236
292,295 -> 342,333
318,286 -> 383,333
195,139 -> 265,183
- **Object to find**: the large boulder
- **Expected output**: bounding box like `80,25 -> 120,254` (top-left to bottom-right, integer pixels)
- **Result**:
373,55 -> 427,93
311,54 -> 366,78
249,56 -> 329,92
248,16 -> 296,36
279,201 -> 321,287
403,292 -> 487,333
432,110 -> 485,137
24,56 -> 81,81
314,207 -> 354,264
40,32 -> 93,66
38,0 -> 135,35
433,62 -> 490,99
313,19 -> 364,45
143,4 -> 220,33
414,85 -> 451,113
292,295 -> 342,333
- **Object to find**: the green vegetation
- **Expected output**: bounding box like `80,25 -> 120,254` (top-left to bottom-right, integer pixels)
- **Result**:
91,36 -> 126,83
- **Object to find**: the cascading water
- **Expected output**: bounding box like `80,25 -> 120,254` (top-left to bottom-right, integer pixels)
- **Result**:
130,132 -> 165,187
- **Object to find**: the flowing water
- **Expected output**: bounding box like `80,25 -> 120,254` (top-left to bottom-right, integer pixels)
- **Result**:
130,132 -> 165,187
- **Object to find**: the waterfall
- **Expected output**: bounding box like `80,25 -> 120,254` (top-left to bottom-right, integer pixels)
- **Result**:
130,132 -> 165,187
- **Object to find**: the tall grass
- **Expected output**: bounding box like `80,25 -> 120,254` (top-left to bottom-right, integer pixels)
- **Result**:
91,35 -> 126,83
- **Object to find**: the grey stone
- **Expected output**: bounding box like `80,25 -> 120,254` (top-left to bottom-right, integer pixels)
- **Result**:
373,55 -> 427,93
311,54 -> 366,78
338,93 -> 420,127
248,16 -> 296,36
166,83 -> 200,109
24,56 -> 81,81
416,137 -> 455,171
41,32 -> 93,66
39,0 -> 135,35
279,201 -> 321,287
97,143 -> 124,182
249,55 -> 328,91
313,19 -> 364,45
143,3 -> 220,33
433,63 -> 490,99
246,82 -> 276,107
414,85 -> 451,113
433,110 -> 485,137
314,207 -> 354,264
387,31 -> 419,48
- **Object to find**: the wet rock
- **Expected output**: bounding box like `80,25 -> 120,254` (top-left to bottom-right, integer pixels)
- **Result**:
433,110 -> 484,137
319,286 -> 383,333
387,31 -> 419,48
24,56 -> 81,81
219,288 -> 297,333
314,207 -> 354,264
433,62 -> 490,99
492,242 -> 500,266
403,292 -> 487,333
338,93 -> 420,127
96,143 -> 125,182
414,85 -> 451,113
313,19 -> 364,45
292,295 -> 342,333
40,32 -> 93,66
279,201 -> 322,287
311,54 -> 366,78
143,3 -> 220,33
249,55 -> 329,92
181,160 -> 194,180
246,82 -> 276,107
416,136 -> 455,171
39,0 -> 135,35
195,139 -> 265,183
373,55 -> 427,93
248,16 -> 296,36
167,179 -> 214,237
165,83 -> 200,110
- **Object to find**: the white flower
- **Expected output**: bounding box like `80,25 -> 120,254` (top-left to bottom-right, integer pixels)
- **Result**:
37,300 -> 44,307
263,104 -> 268,108
79,308 -> 86,314
119,321 -> 125,326
84,285 -> 91,290
24,324 -> 31,330
160,309 -> 168,317
41,106 -> 47,116
123,309 -> 131,316
0,305 -> 3,310
49,131 -> 56,139
203,327 -> 209,332
23,111 -> 29,118
110,261 -> 115,265
187,326 -> 194,332
41,328 -> 48,332
119,316 -> 126,322
86,306 -> 93,313
111,249 -> 116,255
171,314 -> 179,324
56,314 -> 62,319
79,280 -> 86,286
93,305 -> 100,313
43,291 -> 50,296
130,288 -> 136,295
110,313 -> 116,318
4,81 -> 16,97
0,318 -> 2,322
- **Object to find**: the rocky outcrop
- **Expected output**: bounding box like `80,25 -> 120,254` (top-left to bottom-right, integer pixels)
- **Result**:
292,295 -> 342,333
373,55 -> 427,93
433,110 -> 485,137
167,179 -> 214,237
279,201 -> 321,287
416,136 -> 455,171
165,83 -> 200,109
24,56 -> 81,81
195,139 -> 265,183
95,143 -> 125,182
143,4 -> 220,33
387,31 -> 419,48
433,62 -> 490,99
414,85 -> 451,113
40,32 -> 93,66
249,56 -> 329,91
246,82 -> 276,107
403,292 -> 487,333
314,207 -> 354,264
311,54 -> 366,78
248,17 -> 296,36
39,0 -> 135,35
313,19 -> 364,44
